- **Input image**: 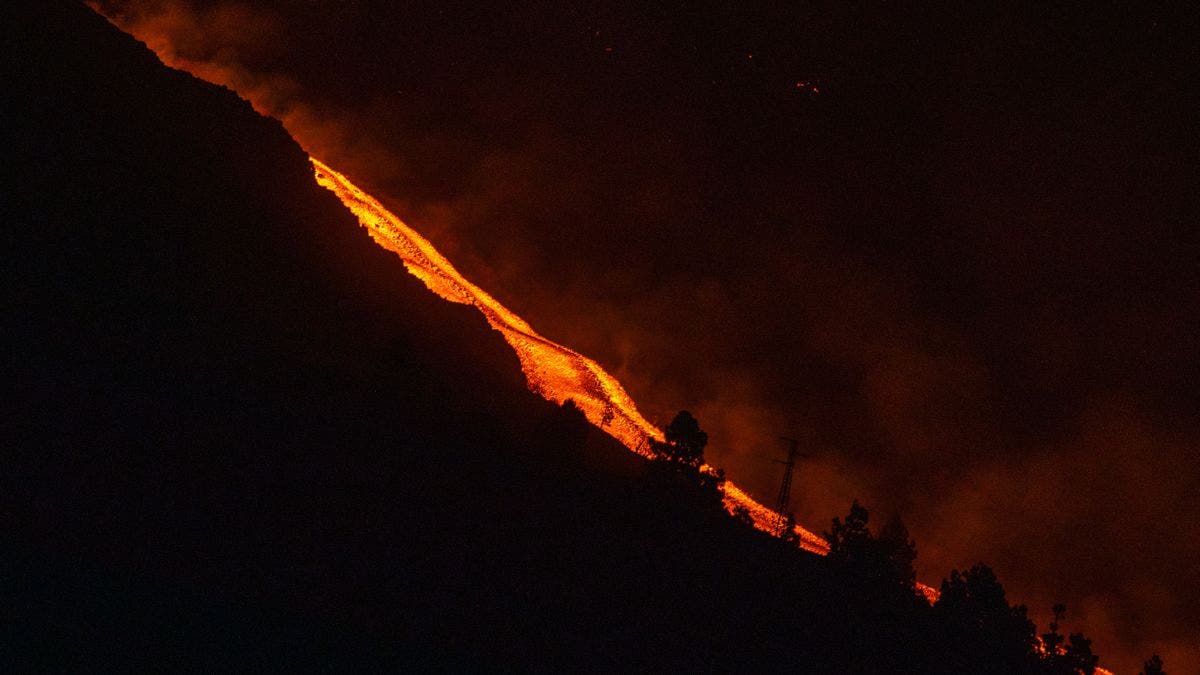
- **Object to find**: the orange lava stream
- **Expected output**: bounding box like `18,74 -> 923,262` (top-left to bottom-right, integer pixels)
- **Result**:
311,158 -> 833,557
88,2 -> 1137,657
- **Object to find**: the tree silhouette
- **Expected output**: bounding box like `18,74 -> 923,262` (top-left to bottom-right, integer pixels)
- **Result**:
536,398 -> 591,456
650,410 -> 708,468
1064,632 -> 1099,674
1043,603 -> 1068,660
645,411 -> 725,512
878,514 -> 918,590
824,499 -> 872,561
815,503 -> 929,671
1140,654 -> 1166,675
933,563 -> 1040,672
1040,605 -> 1100,674
555,399 -> 590,444
824,501 -> 918,591
731,505 -> 755,528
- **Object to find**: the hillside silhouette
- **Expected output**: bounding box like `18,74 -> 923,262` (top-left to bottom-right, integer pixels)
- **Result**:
3,3 -> 1119,671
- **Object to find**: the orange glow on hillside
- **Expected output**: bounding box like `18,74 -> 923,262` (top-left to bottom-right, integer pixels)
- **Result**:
311,158 -> 835,557
311,160 -> 947,604
90,0 -> 837,563
311,159 -> 661,454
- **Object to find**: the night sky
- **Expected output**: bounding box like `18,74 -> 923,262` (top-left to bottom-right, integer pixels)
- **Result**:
92,1 -> 1199,670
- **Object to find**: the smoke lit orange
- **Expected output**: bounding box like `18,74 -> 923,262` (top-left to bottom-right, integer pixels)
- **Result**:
311,158 -> 833,556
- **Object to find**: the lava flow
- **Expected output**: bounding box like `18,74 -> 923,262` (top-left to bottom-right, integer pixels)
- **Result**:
86,0 -> 830,557
311,158 -> 832,556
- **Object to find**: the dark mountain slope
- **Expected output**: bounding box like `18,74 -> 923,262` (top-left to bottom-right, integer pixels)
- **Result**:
2,3 -> 1055,672
3,4 -> 789,669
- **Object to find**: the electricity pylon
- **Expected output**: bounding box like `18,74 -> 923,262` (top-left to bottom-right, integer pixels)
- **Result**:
773,436 -> 806,536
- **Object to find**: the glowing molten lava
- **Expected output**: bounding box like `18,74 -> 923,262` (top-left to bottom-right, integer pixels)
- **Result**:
311,158 -> 832,556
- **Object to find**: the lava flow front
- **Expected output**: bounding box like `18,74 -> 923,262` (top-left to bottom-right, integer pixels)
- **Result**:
311,158 -> 831,556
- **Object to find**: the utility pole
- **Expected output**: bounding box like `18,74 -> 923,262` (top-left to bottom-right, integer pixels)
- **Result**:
773,436 -> 806,536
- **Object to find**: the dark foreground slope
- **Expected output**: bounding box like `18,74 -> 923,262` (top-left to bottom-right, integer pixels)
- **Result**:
0,4 -> 788,670
3,4 -> 1053,672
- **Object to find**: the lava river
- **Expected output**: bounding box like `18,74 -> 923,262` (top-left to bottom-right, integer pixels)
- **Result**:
85,0 -> 831,559
311,158 -> 832,556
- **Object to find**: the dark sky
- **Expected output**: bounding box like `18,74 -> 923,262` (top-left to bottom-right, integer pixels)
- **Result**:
94,1 -> 1199,670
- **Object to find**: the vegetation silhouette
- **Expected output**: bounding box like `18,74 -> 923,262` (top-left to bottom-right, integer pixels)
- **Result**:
537,399 -> 591,454
1041,604 -> 1101,674
933,563 -> 1041,672
6,4 -> 1111,671
646,411 -> 725,512
812,500 -> 1106,673
1141,653 -> 1166,675
651,410 -> 708,468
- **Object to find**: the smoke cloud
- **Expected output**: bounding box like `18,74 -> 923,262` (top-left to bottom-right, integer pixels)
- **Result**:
92,1 -> 1200,670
